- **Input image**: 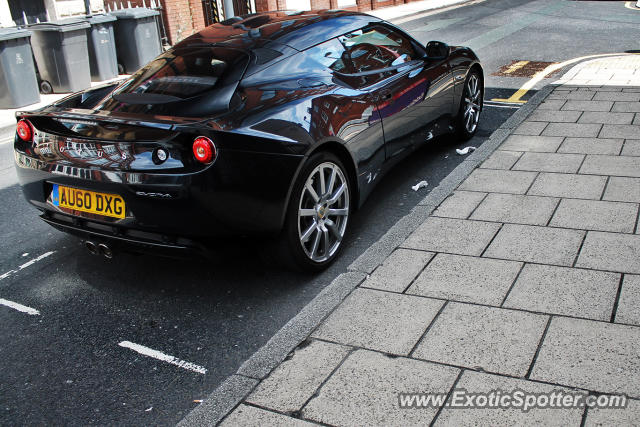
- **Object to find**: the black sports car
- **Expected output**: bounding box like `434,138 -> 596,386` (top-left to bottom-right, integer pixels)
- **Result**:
14,10 -> 483,271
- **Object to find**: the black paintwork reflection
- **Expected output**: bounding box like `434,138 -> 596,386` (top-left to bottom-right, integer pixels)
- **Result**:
25,129 -> 184,172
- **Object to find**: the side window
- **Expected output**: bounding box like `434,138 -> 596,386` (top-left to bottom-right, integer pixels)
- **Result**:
337,24 -> 418,74
303,38 -> 348,73
303,25 -> 419,89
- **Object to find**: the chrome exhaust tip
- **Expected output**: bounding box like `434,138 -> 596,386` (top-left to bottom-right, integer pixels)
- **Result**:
85,240 -> 98,255
97,243 -> 113,259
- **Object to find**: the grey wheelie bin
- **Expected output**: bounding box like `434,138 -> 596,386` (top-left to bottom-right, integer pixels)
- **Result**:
86,14 -> 118,81
0,28 -> 40,108
28,19 -> 91,93
110,8 -> 161,74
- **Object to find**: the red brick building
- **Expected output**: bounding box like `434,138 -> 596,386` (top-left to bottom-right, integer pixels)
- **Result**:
108,0 -> 407,46
158,0 -> 205,44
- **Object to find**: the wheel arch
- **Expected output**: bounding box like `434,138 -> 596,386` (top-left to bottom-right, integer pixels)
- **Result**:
278,139 -> 360,231
469,62 -> 485,107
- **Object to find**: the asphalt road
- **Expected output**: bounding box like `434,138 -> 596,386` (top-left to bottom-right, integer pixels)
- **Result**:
1,0 -> 639,424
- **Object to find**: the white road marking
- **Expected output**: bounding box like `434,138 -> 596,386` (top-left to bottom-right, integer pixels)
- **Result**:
118,341 -> 207,375
0,251 -> 55,282
484,102 -> 521,109
0,298 -> 40,315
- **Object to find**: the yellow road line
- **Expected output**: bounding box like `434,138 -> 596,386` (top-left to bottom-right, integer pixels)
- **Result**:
503,60 -> 530,74
491,53 -> 636,103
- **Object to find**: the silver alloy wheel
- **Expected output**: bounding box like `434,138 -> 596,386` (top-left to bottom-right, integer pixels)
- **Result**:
297,161 -> 350,263
463,73 -> 482,134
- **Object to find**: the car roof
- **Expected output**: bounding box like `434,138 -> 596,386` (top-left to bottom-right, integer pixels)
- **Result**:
176,10 -> 382,52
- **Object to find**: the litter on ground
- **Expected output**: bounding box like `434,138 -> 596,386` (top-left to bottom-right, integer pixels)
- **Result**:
456,146 -> 476,155
412,181 -> 428,191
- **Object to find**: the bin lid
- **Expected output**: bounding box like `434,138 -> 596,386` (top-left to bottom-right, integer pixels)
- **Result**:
109,8 -> 160,20
0,27 -> 31,41
28,18 -> 90,32
86,14 -> 117,24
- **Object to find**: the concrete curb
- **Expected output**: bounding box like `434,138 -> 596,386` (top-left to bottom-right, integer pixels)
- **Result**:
347,84 -> 555,275
177,375 -> 259,426
179,271 -> 367,426
178,84 -> 556,426
235,271 -> 367,379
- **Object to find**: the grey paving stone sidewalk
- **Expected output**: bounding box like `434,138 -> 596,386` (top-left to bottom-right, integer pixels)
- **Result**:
193,57 -> 640,426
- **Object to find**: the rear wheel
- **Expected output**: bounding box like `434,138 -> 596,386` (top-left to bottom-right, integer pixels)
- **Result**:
455,70 -> 483,141
281,152 -> 351,272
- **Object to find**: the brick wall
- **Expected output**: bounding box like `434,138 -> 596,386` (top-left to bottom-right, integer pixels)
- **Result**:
152,0 -> 407,43
356,0 -> 372,12
255,0 -> 277,12
309,0 -> 332,10
188,0 -> 206,33
162,0 -> 206,44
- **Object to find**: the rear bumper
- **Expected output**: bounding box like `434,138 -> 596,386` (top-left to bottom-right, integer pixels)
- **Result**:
42,211 -> 205,257
15,147 -> 304,240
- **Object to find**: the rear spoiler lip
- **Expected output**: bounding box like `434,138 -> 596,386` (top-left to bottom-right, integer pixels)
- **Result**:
15,107 -> 211,131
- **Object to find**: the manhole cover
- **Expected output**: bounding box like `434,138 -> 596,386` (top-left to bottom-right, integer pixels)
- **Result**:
492,60 -> 561,77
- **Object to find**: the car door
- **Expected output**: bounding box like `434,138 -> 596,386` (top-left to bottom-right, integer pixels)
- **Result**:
335,24 -> 453,160
300,38 -> 387,192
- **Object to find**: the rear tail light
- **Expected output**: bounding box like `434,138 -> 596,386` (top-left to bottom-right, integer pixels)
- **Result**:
17,119 -> 33,142
192,136 -> 216,164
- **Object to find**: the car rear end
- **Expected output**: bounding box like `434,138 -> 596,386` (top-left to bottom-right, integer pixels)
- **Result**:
13,43 -> 304,256
15,112 -> 303,257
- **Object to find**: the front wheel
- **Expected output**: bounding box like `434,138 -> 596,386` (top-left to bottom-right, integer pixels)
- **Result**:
455,71 -> 483,141
281,152 -> 352,272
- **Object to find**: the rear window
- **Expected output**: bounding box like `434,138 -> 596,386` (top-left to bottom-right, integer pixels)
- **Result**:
112,47 -> 248,100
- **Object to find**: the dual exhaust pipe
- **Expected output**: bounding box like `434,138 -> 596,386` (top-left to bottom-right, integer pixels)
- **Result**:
84,240 -> 114,259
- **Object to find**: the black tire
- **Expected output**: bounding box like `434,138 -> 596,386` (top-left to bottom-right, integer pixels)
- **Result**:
455,70 -> 483,141
279,151 -> 352,272
39,80 -> 53,94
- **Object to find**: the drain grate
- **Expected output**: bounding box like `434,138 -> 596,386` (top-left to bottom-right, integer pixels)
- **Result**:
492,60 -> 561,77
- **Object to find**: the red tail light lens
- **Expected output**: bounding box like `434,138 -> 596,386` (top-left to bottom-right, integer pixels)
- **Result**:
16,119 -> 33,142
192,136 -> 216,164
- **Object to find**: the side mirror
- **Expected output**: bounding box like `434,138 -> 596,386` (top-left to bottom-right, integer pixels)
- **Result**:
425,41 -> 450,60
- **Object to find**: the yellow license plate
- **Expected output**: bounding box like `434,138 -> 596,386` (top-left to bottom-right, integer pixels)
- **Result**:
52,184 -> 125,219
